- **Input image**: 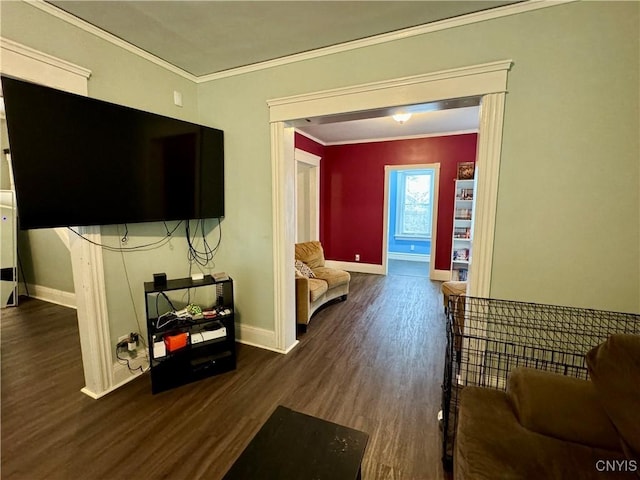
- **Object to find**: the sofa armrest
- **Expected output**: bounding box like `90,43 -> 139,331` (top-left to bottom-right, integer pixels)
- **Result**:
507,367 -> 620,451
295,276 -> 310,325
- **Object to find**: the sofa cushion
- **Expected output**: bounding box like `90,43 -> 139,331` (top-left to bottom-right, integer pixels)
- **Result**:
456,386 -> 631,480
295,241 -> 325,269
312,267 -> 350,289
507,367 -> 620,451
586,334 -> 640,463
295,259 -> 316,278
307,278 -> 328,302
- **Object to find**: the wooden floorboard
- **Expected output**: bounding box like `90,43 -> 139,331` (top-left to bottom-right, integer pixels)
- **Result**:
1,272 -> 451,480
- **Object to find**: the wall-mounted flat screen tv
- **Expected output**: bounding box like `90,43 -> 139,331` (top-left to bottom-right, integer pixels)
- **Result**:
1,76 -> 224,230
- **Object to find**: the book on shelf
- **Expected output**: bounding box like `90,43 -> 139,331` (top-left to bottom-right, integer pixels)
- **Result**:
457,188 -> 474,200
455,208 -> 472,220
453,248 -> 469,261
454,227 -> 471,239
452,268 -> 468,281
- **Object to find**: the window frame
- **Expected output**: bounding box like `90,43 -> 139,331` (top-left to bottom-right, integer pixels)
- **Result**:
394,169 -> 433,241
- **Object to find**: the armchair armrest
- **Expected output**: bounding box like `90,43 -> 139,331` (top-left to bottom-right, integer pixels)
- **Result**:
507,367 -> 620,451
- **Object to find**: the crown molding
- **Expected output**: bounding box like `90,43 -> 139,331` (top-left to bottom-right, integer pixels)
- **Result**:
294,129 -> 327,147
26,0 -> 198,82
199,0 -> 574,82
296,125 -> 479,147
25,0 -> 573,84
323,129 -> 479,147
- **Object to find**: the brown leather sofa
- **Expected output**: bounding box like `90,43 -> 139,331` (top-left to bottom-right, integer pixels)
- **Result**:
455,334 -> 640,479
294,241 -> 350,330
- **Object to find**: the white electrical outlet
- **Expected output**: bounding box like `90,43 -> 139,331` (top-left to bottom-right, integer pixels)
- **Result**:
355,254 -> 360,262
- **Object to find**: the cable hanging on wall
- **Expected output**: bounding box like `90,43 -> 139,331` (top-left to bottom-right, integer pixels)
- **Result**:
186,218 -> 222,268
67,220 -> 183,252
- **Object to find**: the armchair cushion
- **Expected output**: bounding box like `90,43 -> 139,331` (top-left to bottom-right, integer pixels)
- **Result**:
295,241 -> 325,269
307,278 -> 328,302
586,334 -> 640,462
312,267 -> 350,289
507,367 -> 620,451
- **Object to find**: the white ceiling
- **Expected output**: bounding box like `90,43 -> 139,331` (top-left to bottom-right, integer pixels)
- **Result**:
43,1 -> 502,143
295,102 -> 480,144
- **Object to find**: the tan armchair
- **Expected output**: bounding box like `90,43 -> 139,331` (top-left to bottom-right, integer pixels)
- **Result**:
294,241 -> 350,330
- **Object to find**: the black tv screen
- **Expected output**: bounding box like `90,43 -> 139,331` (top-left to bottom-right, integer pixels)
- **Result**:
1,76 -> 224,229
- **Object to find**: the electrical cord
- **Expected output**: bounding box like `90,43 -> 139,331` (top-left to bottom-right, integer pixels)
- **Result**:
116,341 -> 145,374
117,223 -> 149,353
66,220 -> 183,252
186,218 -> 221,267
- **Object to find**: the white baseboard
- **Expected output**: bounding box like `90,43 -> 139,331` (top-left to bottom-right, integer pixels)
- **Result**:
431,269 -> 453,282
387,252 -> 430,262
235,323 -> 299,354
20,283 -> 76,309
111,352 -> 149,388
325,260 -> 385,275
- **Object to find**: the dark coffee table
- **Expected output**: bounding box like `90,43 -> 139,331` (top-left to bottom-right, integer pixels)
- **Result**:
223,405 -> 369,480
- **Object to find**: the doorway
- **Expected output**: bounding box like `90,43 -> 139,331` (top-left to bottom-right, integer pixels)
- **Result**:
294,148 -> 320,243
384,164 -> 440,279
269,60 -> 512,353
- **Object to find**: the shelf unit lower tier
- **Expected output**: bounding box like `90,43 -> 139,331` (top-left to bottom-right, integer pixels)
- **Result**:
149,315 -> 236,394
144,275 -> 236,394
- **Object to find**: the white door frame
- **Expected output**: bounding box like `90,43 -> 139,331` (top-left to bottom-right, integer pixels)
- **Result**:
383,163 -> 441,280
294,147 -> 321,242
268,60 -> 512,353
1,38 -> 114,398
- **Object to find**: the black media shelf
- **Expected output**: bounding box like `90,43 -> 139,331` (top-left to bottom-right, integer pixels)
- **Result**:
144,275 -> 236,394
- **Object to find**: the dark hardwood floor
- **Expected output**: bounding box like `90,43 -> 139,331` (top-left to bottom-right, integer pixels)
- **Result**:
1,272 -> 450,480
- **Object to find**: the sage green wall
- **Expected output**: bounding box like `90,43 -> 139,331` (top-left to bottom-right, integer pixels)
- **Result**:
17,229 -> 74,293
197,1 -> 639,317
1,1 -> 207,354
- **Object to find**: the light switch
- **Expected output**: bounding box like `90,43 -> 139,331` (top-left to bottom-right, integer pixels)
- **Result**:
173,90 -> 183,107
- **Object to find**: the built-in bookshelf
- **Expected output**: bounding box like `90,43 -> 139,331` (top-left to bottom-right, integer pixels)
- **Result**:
451,179 -> 475,281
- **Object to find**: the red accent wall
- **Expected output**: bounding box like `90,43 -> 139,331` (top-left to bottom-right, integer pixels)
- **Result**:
295,133 -> 324,157
295,132 -> 477,271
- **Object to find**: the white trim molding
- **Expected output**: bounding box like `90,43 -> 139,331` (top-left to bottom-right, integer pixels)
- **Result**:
268,60 -> 512,122
324,129 -> 479,147
387,253 -> 430,262
19,283 -> 76,309
269,60 -> 512,353
294,148 -> 321,243
325,260 -> 386,275
236,324 -> 299,354
0,37 -> 91,93
270,124 -> 299,353
69,226 -> 113,399
467,93 -> 506,298
432,269 -> 453,282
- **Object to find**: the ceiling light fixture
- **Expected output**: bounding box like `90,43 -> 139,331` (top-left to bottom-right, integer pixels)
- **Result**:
392,113 -> 412,124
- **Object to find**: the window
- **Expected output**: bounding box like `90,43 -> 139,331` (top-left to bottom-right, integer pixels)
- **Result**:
395,170 -> 433,240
